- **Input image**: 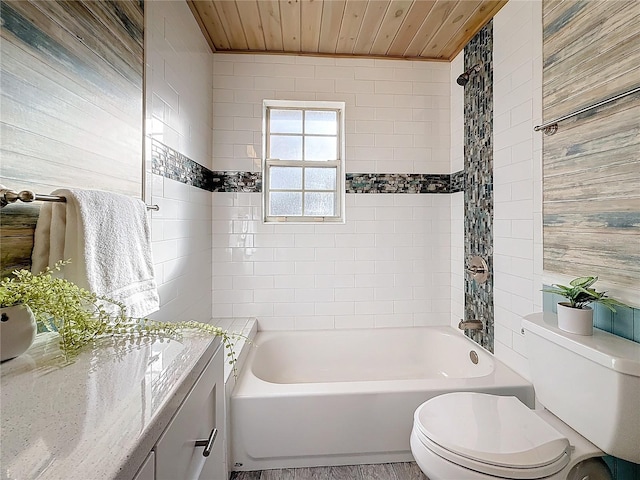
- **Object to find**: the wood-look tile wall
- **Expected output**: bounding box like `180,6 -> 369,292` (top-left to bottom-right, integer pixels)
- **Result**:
0,0 -> 144,277
542,1 -> 640,300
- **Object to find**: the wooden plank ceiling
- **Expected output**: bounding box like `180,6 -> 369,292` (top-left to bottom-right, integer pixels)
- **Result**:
188,0 -> 506,61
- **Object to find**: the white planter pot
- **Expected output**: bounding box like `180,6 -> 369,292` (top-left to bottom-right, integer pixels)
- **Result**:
556,302 -> 593,336
1,304 -> 37,361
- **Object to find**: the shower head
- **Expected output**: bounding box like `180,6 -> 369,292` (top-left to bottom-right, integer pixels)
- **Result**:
456,72 -> 470,86
456,64 -> 482,87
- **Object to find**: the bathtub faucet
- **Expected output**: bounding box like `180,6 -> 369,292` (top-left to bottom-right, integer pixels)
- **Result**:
458,318 -> 484,331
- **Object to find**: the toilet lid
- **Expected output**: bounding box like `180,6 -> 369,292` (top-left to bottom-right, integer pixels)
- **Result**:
414,392 -> 570,475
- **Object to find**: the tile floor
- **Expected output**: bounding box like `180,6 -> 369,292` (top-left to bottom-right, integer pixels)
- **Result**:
230,462 -> 427,479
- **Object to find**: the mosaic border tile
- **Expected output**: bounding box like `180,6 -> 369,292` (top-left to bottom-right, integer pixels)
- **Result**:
151,139 -> 217,191
346,173 -> 462,194
463,21 -> 494,353
152,139 -> 465,194
211,171 -> 262,192
450,170 -> 465,193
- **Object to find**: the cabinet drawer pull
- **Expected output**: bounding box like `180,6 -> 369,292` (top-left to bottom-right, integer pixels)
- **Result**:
194,428 -> 218,457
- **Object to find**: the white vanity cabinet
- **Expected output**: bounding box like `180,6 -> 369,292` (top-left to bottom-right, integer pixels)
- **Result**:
154,341 -> 225,480
1,331 -> 227,480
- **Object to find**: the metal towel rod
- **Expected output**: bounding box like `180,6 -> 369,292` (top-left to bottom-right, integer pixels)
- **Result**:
0,187 -> 159,211
534,85 -> 640,135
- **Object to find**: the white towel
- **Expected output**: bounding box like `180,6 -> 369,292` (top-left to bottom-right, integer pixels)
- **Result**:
31,189 -> 160,318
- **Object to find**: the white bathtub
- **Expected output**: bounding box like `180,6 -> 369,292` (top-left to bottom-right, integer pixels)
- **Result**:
230,326 -> 534,471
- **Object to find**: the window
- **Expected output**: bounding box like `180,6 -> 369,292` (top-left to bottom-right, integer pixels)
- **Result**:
263,100 -> 345,223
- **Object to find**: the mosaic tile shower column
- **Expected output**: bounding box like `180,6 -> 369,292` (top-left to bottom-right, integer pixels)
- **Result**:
463,22 -> 494,352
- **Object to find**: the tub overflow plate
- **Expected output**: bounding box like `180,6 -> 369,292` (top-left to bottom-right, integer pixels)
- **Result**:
469,350 -> 479,364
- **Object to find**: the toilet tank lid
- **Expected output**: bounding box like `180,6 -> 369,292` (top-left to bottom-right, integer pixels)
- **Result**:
523,313 -> 640,377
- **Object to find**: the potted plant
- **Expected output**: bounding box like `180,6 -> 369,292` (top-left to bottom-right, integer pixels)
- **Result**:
0,261 -> 241,370
542,276 -> 628,335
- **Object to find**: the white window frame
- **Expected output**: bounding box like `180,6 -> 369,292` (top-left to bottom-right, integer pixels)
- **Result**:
262,100 -> 346,224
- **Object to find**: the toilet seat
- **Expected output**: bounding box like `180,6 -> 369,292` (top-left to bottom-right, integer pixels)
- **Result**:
413,392 -> 571,479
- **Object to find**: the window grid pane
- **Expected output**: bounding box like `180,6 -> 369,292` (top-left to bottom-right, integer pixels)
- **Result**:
304,167 -> 336,190
270,109 -> 303,134
270,191 -> 302,216
269,166 -> 302,190
269,134 -> 303,160
304,192 -> 335,216
305,110 -> 337,135
304,136 -> 337,161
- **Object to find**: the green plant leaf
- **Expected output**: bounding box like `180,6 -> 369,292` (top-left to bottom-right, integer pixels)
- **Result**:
569,276 -> 597,288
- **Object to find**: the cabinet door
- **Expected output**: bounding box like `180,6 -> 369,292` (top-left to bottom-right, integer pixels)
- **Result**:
155,343 -> 225,480
132,452 -> 154,480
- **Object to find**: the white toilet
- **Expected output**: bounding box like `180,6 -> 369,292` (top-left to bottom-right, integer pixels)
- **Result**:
410,312 -> 640,479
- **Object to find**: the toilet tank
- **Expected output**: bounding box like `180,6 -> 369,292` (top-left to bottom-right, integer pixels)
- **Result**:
522,313 -> 640,464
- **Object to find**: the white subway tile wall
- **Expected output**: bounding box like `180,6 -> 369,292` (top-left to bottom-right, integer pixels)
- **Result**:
212,55 -> 454,331
450,52 -> 465,329
492,0 -> 543,380
145,0 -> 214,323
213,192 -> 452,331
213,54 -> 451,175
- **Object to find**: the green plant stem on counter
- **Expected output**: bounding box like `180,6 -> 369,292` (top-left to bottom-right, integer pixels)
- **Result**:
0,260 -> 243,375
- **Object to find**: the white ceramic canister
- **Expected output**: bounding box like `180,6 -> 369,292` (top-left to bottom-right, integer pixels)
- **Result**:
556,302 -> 593,335
1,304 -> 37,361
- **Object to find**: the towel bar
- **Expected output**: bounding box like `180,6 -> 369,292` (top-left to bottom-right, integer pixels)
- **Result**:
0,187 -> 159,211
534,85 -> 640,135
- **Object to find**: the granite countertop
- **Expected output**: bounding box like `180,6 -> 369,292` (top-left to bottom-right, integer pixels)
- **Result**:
1,330 -> 221,480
